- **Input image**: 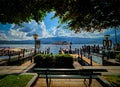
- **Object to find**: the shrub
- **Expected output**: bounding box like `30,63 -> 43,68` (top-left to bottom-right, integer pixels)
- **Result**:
43,54 -> 54,68
34,54 -> 44,67
34,54 -> 73,68
34,54 -> 54,68
55,54 -> 73,68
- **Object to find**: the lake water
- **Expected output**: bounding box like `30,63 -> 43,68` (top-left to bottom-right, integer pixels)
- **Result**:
0,44 -> 103,64
0,44 -> 103,54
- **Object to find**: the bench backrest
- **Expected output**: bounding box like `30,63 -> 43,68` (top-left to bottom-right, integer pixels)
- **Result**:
34,68 -> 107,75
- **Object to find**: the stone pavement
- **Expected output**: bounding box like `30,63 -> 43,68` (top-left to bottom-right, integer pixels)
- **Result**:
33,61 -> 120,87
33,78 -> 103,87
0,61 -> 35,74
82,66 -> 120,75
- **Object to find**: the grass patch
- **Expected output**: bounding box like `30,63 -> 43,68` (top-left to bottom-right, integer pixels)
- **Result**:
0,74 -> 33,87
103,75 -> 120,87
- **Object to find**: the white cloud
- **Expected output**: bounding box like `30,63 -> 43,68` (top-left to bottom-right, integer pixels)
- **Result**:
0,32 -> 8,40
48,27 -> 72,37
47,26 -> 104,38
37,21 -> 51,38
7,20 -> 52,40
8,29 -> 31,40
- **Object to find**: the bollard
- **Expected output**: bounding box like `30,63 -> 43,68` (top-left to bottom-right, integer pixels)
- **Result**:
102,51 -> 105,66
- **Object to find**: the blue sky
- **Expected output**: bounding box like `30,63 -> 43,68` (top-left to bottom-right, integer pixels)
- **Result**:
0,12 -> 120,41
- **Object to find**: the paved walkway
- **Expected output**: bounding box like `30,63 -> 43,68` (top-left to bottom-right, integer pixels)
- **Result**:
73,61 -> 83,69
0,63 -> 35,74
33,64 -> 120,87
33,78 -> 103,87
0,59 -> 35,74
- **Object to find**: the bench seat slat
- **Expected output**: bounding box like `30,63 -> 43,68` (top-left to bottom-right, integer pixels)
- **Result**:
34,68 -> 107,72
38,72 -> 101,75
40,75 -> 99,79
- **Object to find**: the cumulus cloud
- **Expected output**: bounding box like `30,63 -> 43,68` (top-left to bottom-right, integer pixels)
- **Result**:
0,31 -> 8,40
9,29 -> 31,40
37,21 -> 51,38
47,26 -> 105,38
8,20 -> 51,40
48,27 -> 71,37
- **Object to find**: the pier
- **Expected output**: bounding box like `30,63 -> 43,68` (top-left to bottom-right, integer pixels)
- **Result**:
60,48 -> 102,66
71,54 -> 101,66
0,48 -> 34,66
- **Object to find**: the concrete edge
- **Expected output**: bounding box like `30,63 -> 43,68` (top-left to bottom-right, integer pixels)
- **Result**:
96,76 -> 113,87
21,73 -> 38,87
23,63 -> 36,73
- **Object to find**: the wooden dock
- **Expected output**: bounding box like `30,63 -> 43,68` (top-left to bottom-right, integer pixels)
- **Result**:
61,49 -> 101,66
71,54 -> 101,66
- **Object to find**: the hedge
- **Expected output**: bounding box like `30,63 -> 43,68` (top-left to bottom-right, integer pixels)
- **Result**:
34,54 -> 73,68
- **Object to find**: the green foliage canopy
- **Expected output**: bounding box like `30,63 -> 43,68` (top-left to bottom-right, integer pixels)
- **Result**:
0,0 -> 120,32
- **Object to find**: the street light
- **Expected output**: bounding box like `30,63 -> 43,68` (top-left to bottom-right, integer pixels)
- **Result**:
103,34 -> 112,50
33,34 -> 38,54
104,34 -> 110,40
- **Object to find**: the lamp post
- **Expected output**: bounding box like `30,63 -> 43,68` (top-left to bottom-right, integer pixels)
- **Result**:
33,34 -> 38,55
69,42 -> 72,53
103,34 -> 112,61
104,34 -> 110,50
104,34 -> 110,40
103,34 -> 112,50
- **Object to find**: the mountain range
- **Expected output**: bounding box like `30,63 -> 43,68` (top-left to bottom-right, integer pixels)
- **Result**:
0,36 -> 118,44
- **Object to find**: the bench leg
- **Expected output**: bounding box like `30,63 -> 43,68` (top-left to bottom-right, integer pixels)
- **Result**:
45,71 -> 48,87
89,75 -> 92,87
46,74 -> 51,87
46,78 -> 51,87
46,77 -> 48,87
84,76 -> 92,87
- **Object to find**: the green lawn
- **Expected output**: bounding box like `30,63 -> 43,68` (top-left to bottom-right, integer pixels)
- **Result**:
0,74 -> 34,87
103,75 -> 120,87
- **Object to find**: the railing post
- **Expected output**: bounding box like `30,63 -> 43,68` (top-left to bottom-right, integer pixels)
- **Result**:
102,51 -> 105,66
80,49 -> 82,59
31,56 -> 33,63
8,50 -> 11,65
18,52 -> 21,65
90,56 -> 93,66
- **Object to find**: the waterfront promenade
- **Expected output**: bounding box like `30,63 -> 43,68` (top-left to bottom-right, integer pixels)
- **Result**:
0,53 -> 120,87
0,59 -> 120,87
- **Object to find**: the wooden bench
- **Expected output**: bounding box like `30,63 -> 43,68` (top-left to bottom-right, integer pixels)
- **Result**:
34,68 -> 107,87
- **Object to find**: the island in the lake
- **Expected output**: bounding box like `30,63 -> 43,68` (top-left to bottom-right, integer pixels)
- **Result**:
52,41 -> 70,45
